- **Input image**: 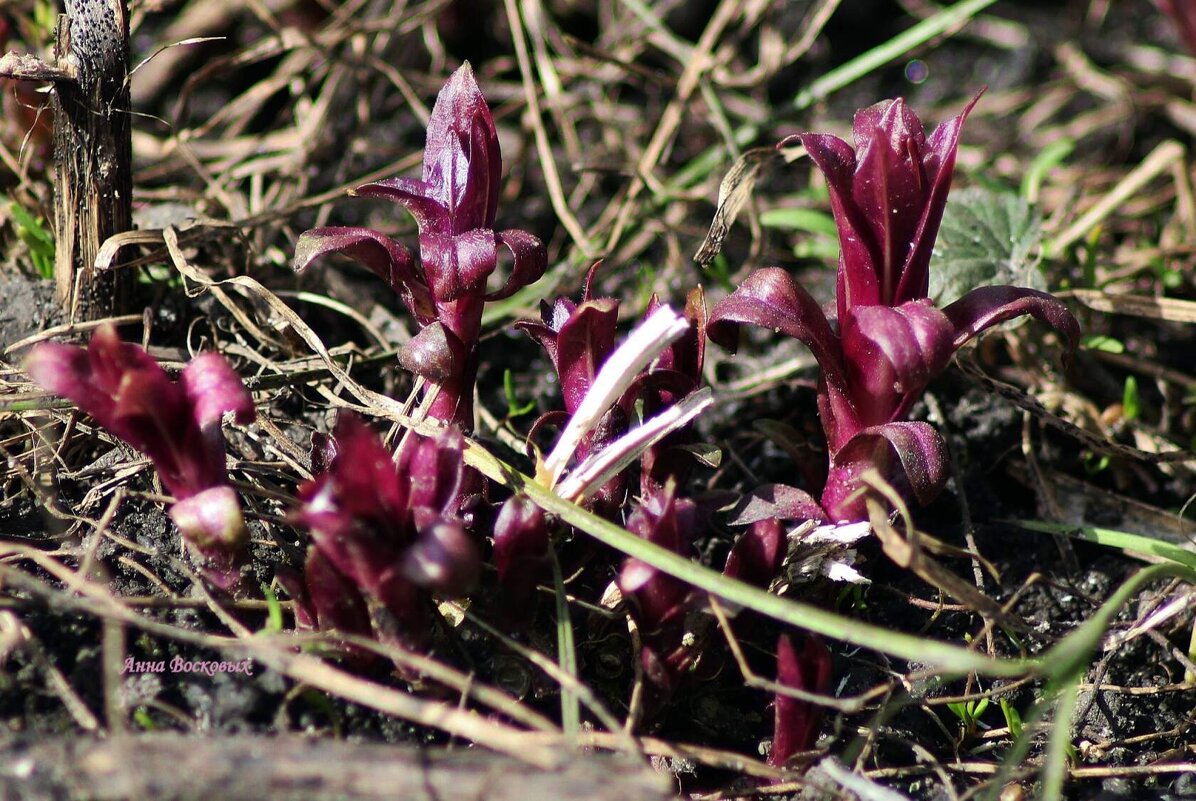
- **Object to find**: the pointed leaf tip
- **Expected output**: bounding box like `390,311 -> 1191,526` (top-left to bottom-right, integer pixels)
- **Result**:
944,285 -> 1080,358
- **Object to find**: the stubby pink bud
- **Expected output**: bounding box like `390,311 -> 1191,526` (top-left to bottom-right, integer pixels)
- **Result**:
169,486 -> 249,551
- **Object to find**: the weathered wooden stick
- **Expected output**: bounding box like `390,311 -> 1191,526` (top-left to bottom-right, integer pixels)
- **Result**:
0,734 -> 673,801
50,1 -> 134,318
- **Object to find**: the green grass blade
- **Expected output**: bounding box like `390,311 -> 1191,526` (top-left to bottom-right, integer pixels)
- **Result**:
1011,519 -> 1196,571
792,0 -> 999,110
1040,677 -> 1080,801
1020,138 -> 1075,203
759,207 -> 839,237
551,551 -> 581,738
1041,563 -> 1195,691
461,445 -> 1196,682
464,441 -> 1029,677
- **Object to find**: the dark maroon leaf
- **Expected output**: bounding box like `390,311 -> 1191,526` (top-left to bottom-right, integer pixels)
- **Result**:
487,229 -> 549,301
492,495 -> 552,614
618,487 -> 703,693
551,298 -> 620,415
352,177 -> 449,233
821,421 -> 948,522
900,91 -> 982,304
840,300 -> 955,427
302,548 -> 373,639
292,413 -> 478,651
401,519 -> 480,595
770,634 -> 832,767
294,65 -> 545,433
943,285 -> 1080,358
419,228 -> 498,302
787,130 -> 878,315
397,426 -> 465,518
708,268 -> 858,443
727,484 -> 825,527
27,326 -> 255,594
274,565 -> 317,631
422,62 -> 501,233
293,227 -> 431,323
724,517 -> 787,589
795,93 -> 980,317
169,485 -> 248,552
398,321 -> 458,383
707,268 -> 848,395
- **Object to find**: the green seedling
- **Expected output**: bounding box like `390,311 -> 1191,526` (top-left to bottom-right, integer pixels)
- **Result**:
999,697 -> 1023,740
946,696 -> 990,739
132,706 -> 158,731
8,200 -> 54,280
1080,334 -> 1124,354
261,582 -> 284,634
1122,375 -> 1140,422
503,368 -> 536,418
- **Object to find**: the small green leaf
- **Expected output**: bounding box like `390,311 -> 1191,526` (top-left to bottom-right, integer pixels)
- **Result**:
1082,451 -> 1110,475
932,187 -> 1046,307
1020,138 -> 1075,202
1000,697 -> 1024,739
503,369 -> 536,418
760,207 -> 839,237
1122,376 -> 1140,422
793,237 -> 842,261
7,200 -> 56,279
132,707 -> 157,731
261,583 -> 284,633
8,201 -> 54,246
1081,334 -> 1124,354
676,442 -> 722,469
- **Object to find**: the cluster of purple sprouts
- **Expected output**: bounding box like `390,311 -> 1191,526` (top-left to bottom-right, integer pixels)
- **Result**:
27,65 -> 1078,768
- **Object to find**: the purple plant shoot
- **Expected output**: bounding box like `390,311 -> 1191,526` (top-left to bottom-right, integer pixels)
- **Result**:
291,414 -> 480,651
770,634 -> 832,767
26,324 -> 256,591
617,485 -> 704,695
709,95 -> 1079,522
294,63 -> 547,430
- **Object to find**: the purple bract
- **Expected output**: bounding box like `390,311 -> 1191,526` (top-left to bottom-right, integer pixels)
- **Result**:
770,634 -> 832,767
291,414 -> 480,651
617,485 -> 704,694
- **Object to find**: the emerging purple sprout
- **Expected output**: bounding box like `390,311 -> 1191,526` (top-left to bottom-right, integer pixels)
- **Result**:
723,517 -> 787,591
294,63 -> 547,431
516,265 -> 626,511
290,414 -> 480,651
617,484 -> 704,694
494,280 -> 709,616
709,95 -> 1079,522
770,634 -> 832,767
26,324 -> 256,591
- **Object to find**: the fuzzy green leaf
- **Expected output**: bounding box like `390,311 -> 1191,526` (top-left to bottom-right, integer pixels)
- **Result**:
931,187 -> 1046,307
